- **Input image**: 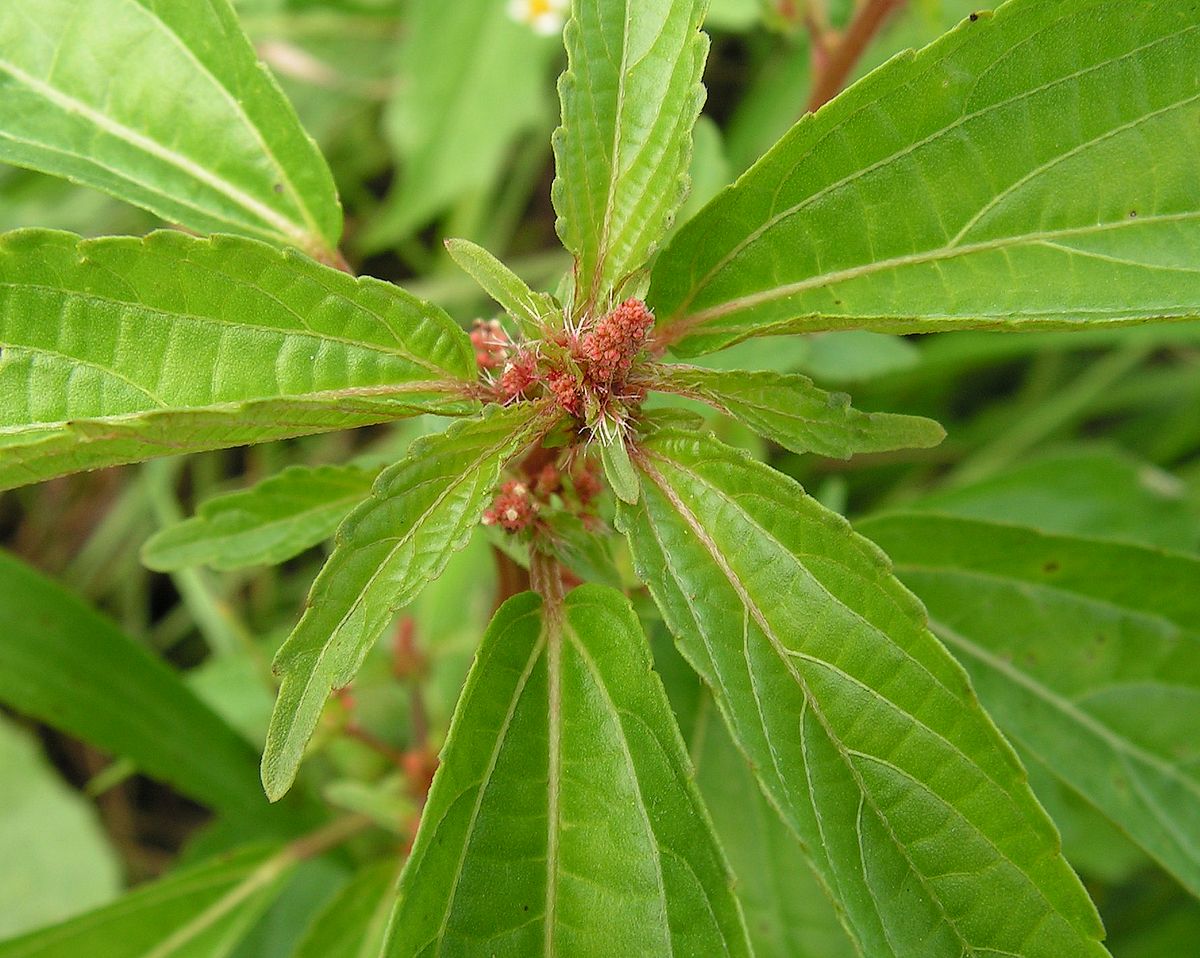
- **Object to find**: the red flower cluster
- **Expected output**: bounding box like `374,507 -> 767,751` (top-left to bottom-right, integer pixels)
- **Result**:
498,350 -> 538,401
481,480 -> 537,532
545,368 -> 583,416
470,319 -> 509,371
578,298 -> 654,384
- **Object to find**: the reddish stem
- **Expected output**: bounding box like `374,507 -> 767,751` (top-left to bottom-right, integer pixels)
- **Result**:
806,0 -> 907,113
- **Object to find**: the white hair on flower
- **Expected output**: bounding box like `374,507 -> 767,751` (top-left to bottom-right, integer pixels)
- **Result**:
506,0 -> 569,36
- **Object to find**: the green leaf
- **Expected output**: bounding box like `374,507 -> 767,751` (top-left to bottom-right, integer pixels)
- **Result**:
386,584 -> 750,956
0,716 -> 121,940
366,0 -> 557,247
618,428 -> 1108,958
599,429 -> 640,504
0,0 -> 341,256
857,512 -> 1200,898
651,0 -> 1200,355
652,632 -> 856,958
262,404 -> 549,801
0,549 -> 277,818
0,230 -> 476,491
143,463 -> 377,572
654,364 -> 945,457
909,444 -> 1200,552
0,845 -> 286,958
553,0 -> 710,312
292,862 -> 396,958
444,238 -> 559,339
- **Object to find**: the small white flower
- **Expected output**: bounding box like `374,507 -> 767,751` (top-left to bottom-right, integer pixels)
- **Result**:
507,0 -> 569,36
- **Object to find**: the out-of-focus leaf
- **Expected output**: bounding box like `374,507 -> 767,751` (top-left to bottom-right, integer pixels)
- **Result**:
553,0 -> 709,311
262,404 -> 549,801
387,585 -> 750,956
912,445 -> 1200,552
292,862 -> 396,958
0,0 -> 341,256
0,231 -> 476,491
0,717 -> 121,940
798,331 -> 921,383
651,0 -> 1200,354
227,858 -> 348,958
367,0 -> 558,247
0,549 -> 279,819
143,464 -> 377,572
619,427 -> 1107,957
0,845 -> 286,958
654,364 -> 944,457
859,512 -> 1200,898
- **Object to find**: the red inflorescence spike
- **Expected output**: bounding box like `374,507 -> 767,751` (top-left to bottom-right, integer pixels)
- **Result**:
579,298 -> 654,384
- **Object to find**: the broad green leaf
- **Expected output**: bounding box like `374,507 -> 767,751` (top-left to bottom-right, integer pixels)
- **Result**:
0,230 -> 476,491
143,463 -> 377,572
618,427 -> 1107,958
444,238 -> 559,339
651,0 -> 1200,355
262,404 -> 549,801
857,512 -> 1200,898
0,549 -> 279,819
292,862 -> 396,958
366,0 -> 558,247
0,716 -> 121,940
0,0 -> 341,256
652,631 -> 856,958
552,0 -> 710,312
0,845 -> 286,958
654,364 -> 945,457
387,585 -> 750,956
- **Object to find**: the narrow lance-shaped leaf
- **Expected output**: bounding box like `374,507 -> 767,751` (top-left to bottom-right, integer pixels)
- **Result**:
651,0 -> 1200,356
262,404 -> 551,801
0,0 -> 341,256
387,584 -> 750,957
553,0 -> 710,312
618,426 -> 1108,958
858,512 -> 1200,899
444,238 -> 559,340
0,846 -> 287,958
142,463 -> 378,572
0,549 -> 277,819
654,364 -> 945,457
0,231 -> 477,491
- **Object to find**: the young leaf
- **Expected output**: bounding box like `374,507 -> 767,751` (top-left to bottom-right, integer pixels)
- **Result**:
0,230 -> 476,491
651,0 -> 1200,355
387,585 -> 750,956
858,512 -> 1200,899
655,364 -> 945,457
143,464 -> 377,572
0,549 -> 275,819
0,846 -> 286,958
618,428 -> 1108,958
0,0 -> 341,257
553,0 -> 710,311
262,405 -> 549,801
444,238 -> 559,339
599,430 -> 640,504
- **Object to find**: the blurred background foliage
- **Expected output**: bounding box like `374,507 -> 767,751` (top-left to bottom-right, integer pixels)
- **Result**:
1,0 -> 1198,955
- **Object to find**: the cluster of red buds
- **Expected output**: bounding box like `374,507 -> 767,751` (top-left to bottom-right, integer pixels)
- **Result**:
482,458 -> 604,536
481,480 -> 538,532
470,318 -> 510,371
578,298 -> 655,385
498,350 -> 538,400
